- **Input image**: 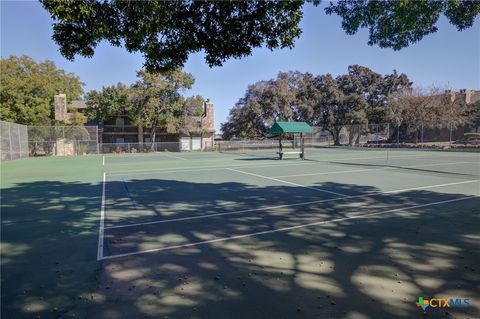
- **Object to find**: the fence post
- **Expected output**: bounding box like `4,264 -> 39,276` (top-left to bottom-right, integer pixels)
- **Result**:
386,123 -> 390,148
449,123 -> 453,144
17,125 -> 21,158
421,122 -> 424,147
62,126 -> 66,156
96,127 -> 100,154
8,122 -> 13,160
396,123 -> 400,146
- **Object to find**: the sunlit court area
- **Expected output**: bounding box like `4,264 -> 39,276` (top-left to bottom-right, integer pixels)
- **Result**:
2,1 -> 480,319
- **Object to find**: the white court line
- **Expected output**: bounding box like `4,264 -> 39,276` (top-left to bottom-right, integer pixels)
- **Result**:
104,179 -> 479,230
107,160 -> 313,176
272,161 -> 477,179
164,153 -> 187,161
226,168 -> 349,198
97,172 -> 106,261
100,195 -> 478,260
273,168 -> 376,178
106,153 -> 442,176
102,155 -> 105,166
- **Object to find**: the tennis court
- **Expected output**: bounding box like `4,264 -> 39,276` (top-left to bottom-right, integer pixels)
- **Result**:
99,149 -> 479,261
2,148 -> 479,318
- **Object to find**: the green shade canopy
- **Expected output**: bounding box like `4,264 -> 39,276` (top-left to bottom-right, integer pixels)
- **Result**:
269,121 -> 314,134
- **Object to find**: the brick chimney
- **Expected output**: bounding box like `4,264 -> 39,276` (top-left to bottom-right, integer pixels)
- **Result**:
465,90 -> 472,104
54,94 -> 68,121
202,99 -> 214,132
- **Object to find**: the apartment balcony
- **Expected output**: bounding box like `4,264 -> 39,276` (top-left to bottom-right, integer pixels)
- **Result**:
102,125 -> 138,134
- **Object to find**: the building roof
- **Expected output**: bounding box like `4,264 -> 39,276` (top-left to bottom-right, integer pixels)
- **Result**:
69,100 -> 88,109
269,121 -> 314,133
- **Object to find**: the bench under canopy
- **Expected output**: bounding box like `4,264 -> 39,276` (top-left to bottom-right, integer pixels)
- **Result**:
268,122 -> 314,160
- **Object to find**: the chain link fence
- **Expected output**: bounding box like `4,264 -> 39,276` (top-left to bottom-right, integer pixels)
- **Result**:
219,120 -> 480,155
1,121 -> 29,161
28,126 -> 99,156
296,122 -> 479,150
3,119 -> 478,161
295,124 -> 390,148
101,142 -> 181,154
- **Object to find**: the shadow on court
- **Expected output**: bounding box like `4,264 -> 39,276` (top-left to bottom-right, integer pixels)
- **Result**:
1,178 -> 479,319
1,180 -> 102,319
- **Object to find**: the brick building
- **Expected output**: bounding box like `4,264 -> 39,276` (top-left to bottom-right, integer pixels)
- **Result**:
54,94 -> 215,151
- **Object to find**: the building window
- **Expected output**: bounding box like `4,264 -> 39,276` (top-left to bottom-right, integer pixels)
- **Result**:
115,117 -> 124,126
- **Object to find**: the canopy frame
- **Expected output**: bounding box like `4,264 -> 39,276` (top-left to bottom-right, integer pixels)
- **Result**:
268,122 -> 314,160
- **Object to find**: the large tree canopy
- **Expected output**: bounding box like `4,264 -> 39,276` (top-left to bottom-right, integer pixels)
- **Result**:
0,55 -> 84,125
221,66 -> 412,142
40,0 -> 479,72
386,87 -> 472,142
325,0 -> 480,50
128,69 -> 195,146
85,83 -> 130,122
40,0 -> 303,72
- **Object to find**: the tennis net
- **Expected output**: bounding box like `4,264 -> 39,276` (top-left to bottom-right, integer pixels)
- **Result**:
306,146 -> 480,179
218,140 -> 479,178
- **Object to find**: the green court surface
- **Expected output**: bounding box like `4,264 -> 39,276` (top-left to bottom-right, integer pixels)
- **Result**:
1,149 -> 479,319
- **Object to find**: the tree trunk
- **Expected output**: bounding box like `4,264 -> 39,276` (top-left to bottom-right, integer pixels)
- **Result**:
331,127 -> 341,146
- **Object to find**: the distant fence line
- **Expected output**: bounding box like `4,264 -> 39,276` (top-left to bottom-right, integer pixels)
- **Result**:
220,121 -> 480,151
28,125 -> 99,157
1,120 -> 479,162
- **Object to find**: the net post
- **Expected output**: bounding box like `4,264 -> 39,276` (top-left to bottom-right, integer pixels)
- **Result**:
279,134 -> 283,160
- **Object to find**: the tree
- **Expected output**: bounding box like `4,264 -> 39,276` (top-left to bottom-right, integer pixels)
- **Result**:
386,87 -> 471,143
220,66 -> 408,142
180,95 -> 205,136
40,1 -> 303,72
337,65 -> 412,124
85,83 -> 130,122
67,107 -> 87,126
314,74 -> 369,145
324,0 -> 480,50
221,72 -> 310,139
40,1 -> 479,72
129,70 -> 194,148
0,55 -> 83,125
221,96 -> 267,140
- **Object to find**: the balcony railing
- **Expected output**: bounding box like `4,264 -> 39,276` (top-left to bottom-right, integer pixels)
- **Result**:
102,125 -> 138,133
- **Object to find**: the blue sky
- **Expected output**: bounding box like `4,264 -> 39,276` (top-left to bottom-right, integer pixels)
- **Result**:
2,1 -> 479,132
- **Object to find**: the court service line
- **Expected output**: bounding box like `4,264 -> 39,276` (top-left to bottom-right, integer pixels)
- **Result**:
108,160 -> 314,176
271,160 -> 476,179
96,172 -> 106,261
164,153 -> 188,161
100,195 -> 477,260
104,179 -> 479,230
106,153 -> 444,176
102,155 -> 105,166
226,168 -> 349,198
121,177 -> 137,210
